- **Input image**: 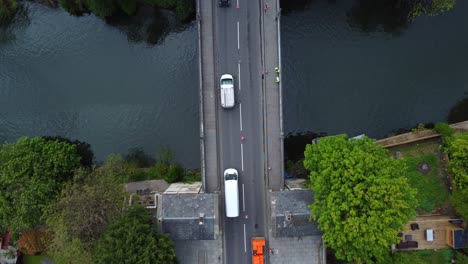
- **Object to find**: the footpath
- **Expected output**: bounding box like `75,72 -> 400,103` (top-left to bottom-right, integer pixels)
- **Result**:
261,0 -> 325,263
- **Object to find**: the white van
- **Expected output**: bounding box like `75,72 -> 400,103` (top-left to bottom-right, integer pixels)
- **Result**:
224,168 -> 239,217
220,74 -> 235,108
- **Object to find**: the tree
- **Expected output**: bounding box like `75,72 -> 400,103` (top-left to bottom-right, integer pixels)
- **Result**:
42,136 -> 95,168
0,137 -> 81,234
447,132 -> 468,189
93,206 -> 177,264
45,160 -> 128,262
304,135 -> 417,263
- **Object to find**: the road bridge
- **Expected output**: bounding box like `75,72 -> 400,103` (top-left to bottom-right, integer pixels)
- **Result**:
198,0 -> 283,262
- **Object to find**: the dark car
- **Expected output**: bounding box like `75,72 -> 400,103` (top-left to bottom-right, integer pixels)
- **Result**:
219,0 -> 230,7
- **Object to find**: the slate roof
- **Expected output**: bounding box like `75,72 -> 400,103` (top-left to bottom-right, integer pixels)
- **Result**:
271,190 -> 322,237
159,193 -> 218,240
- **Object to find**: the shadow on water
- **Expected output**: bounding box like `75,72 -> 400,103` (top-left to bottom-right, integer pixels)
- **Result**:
447,95 -> 468,124
346,0 -> 415,34
106,5 -> 189,45
279,0 -> 316,15
284,131 -> 327,178
0,5 -> 30,46
284,131 -> 326,162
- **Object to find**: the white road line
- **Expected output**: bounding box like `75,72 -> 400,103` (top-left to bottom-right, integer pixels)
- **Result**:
237,21 -> 240,50
240,143 -> 244,171
243,224 -> 247,252
237,0 -> 239,9
239,103 -> 243,131
238,62 -> 241,91
242,184 -> 245,212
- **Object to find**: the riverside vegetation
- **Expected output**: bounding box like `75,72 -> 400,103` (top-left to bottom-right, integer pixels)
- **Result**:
0,136 -> 198,263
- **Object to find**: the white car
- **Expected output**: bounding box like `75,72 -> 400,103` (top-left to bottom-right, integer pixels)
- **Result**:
220,74 -> 235,108
224,168 -> 239,217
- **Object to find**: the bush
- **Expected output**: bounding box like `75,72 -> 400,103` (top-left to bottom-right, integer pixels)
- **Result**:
182,169 -> 201,183
451,188 -> 468,219
434,122 -> 454,142
0,0 -> 17,23
18,228 -> 51,255
456,251 -> 468,263
175,0 -> 194,21
117,0 -> 137,15
447,132 -> 468,189
87,0 -> 116,18
58,0 -> 89,16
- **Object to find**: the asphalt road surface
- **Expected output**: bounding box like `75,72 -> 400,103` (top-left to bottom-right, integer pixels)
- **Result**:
214,0 -> 267,263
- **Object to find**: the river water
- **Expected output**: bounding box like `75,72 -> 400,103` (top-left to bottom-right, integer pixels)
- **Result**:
281,0 -> 468,138
0,1 -> 467,167
0,3 -> 199,166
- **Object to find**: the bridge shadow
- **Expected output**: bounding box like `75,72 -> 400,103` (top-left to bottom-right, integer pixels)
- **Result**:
447,95 -> 468,124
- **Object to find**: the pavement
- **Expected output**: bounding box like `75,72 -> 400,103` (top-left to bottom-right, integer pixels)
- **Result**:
261,0 -> 284,192
198,0 -> 219,193
174,240 -> 223,264
268,236 -> 324,264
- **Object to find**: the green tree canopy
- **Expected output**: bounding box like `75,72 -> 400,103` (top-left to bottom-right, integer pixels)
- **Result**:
0,137 -> 80,234
45,158 -> 129,263
93,206 -> 177,264
304,135 -> 417,263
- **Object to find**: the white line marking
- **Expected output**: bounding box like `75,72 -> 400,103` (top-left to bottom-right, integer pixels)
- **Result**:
237,0 -> 239,9
238,62 -> 241,91
240,143 -> 244,171
243,224 -> 247,252
242,184 -> 245,212
237,21 -> 240,50
239,103 -> 243,131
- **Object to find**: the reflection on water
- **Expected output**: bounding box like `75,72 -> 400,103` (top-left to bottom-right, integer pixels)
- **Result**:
281,0 -> 468,140
0,2 -> 199,167
106,6 -> 190,45
347,0 -> 413,34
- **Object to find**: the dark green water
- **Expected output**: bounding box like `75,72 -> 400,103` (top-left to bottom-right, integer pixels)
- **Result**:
281,0 -> 468,138
0,2 -> 199,166
1,1 -> 467,167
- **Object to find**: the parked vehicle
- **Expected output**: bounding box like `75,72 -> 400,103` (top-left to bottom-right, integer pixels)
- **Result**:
252,237 -> 266,264
220,74 -> 235,108
224,168 -> 239,217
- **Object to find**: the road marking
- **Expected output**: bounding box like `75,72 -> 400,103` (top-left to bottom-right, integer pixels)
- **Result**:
239,103 -> 243,131
237,0 -> 239,9
240,143 -> 244,171
242,184 -> 245,212
243,224 -> 247,252
238,62 -> 241,91
237,21 -> 240,50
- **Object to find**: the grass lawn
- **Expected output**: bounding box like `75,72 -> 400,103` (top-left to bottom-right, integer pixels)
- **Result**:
403,154 -> 449,212
392,249 -> 454,264
388,138 -> 449,213
388,138 -> 442,158
24,255 -> 48,264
